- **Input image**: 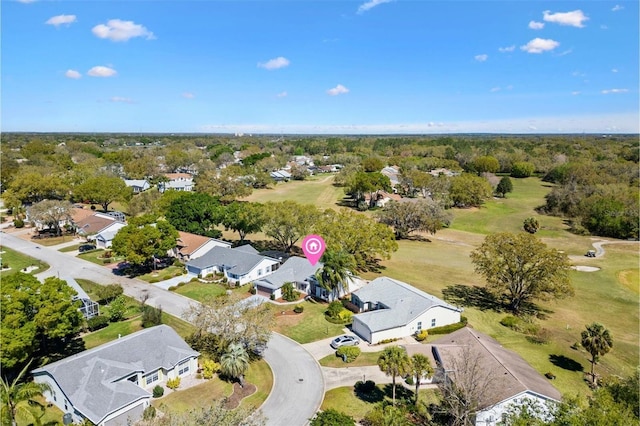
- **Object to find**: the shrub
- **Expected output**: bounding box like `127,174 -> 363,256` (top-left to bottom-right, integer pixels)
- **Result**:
152,385 -> 164,398
405,375 -> 414,385
142,405 -> 156,421
293,305 -> 304,313
354,380 -> 376,394
166,377 -> 181,390
341,300 -> 360,314
428,317 -> 468,335
141,305 -> 163,328
282,282 -> 299,302
177,282 -> 186,287
270,294 -> 275,301
338,309 -> 353,323
250,287 -> 257,295
201,359 -> 220,379
527,328 -> 551,344
13,218 -> 24,228
86,315 -> 109,331
570,342 -> 581,350
96,284 -> 124,304
1,262 -> 8,269
108,295 -> 127,322
377,338 -> 399,344
545,372 -> 556,380
511,161 -> 535,178
149,278 -> 160,284
168,286 -> 177,291
500,315 -> 520,329
415,330 -> 428,341
327,301 -> 343,319
336,346 -> 361,363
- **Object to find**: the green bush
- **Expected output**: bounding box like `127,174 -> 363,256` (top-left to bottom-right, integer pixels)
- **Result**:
166,377 -> 181,390
142,405 -> 156,421
168,286 -> 177,291
327,301 -> 343,319
293,305 -> 304,313
338,309 -> 353,322
87,315 -> 109,331
377,338 -> 399,344
500,315 -> 521,329
13,218 -> 24,228
141,305 -> 163,328
108,295 -> 127,322
149,278 -> 160,283
282,282 -> 299,302
96,284 -> 123,304
405,375 -> 414,385
428,317 -> 468,335
511,161 -> 535,178
153,385 -> 164,398
527,328 -> 551,344
415,330 -> 428,341
249,287 -> 257,295
270,294 -> 275,301
336,346 -> 361,363
177,282 -> 186,287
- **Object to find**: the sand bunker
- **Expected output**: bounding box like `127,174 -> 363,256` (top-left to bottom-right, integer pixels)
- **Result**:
572,265 -> 600,272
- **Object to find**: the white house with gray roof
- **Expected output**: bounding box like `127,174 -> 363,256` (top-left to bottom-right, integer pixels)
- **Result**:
252,256 -> 322,299
32,325 -> 199,426
350,277 -> 462,344
185,245 -> 280,286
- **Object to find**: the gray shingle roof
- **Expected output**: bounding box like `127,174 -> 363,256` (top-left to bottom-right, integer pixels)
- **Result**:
430,327 -> 562,407
32,325 -> 199,425
253,256 -> 322,290
353,277 -> 461,332
186,245 -> 273,276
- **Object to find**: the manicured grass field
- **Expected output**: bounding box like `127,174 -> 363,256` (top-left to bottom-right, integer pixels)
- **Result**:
272,300 -> 348,344
15,396 -> 64,426
0,246 -> 49,276
138,265 -> 186,283
242,174 -> 346,209
242,359 -> 274,409
171,280 -> 227,301
319,351 -> 383,368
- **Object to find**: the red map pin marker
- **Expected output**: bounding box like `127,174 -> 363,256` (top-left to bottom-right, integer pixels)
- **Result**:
302,234 -> 326,266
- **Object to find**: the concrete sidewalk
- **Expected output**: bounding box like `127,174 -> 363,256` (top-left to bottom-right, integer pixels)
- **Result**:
322,366 -> 391,391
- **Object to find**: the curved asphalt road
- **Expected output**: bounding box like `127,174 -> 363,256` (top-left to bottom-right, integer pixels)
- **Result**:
0,231 -> 324,425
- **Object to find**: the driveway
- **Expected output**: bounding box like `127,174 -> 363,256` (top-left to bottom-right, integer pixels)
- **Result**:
0,231 -> 324,426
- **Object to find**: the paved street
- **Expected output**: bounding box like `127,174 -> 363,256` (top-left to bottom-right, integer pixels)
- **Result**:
0,230 -> 323,426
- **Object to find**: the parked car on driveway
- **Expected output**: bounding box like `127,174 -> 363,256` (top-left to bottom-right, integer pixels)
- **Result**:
79,244 -> 97,253
330,335 -> 359,349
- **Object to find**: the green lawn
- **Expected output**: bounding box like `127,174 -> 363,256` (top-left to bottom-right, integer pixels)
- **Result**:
30,234 -> 77,246
242,359 -> 274,409
171,280 -> 227,302
139,265 -> 187,283
319,350 -> 383,368
0,246 -> 49,276
273,300 -> 347,344
242,174 -> 346,209
14,396 -> 64,426
153,378 -> 233,413
77,248 -> 124,266
59,243 -> 81,252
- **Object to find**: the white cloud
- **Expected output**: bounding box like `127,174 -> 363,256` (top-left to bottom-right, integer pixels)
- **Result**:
612,5 -> 624,12
474,54 -> 488,62
357,0 -> 393,14
505,85 -> 514,90
601,88 -> 628,94
528,20 -> 545,30
542,10 -> 589,28
276,91 -> 288,98
571,91 -> 581,95
87,66 -> 117,77
520,38 -> 560,53
110,96 -> 133,103
257,56 -> 290,70
611,68 -> 618,73
17,0 -> 37,3
556,49 -> 573,57
498,45 -> 515,53
182,92 -> 195,99
92,19 -> 155,42
45,14 -> 77,27
572,71 -> 586,77
65,69 -> 81,79
327,84 -> 349,96
490,87 -> 501,92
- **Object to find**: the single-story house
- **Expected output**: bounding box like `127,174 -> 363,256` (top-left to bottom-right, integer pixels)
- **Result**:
75,213 -> 124,240
252,256 -> 322,299
364,191 -> 402,208
407,327 -> 562,425
32,325 -> 200,426
270,170 -> 292,182
185,245 -> 280,286
381,165 -> 401,190
123,179 -> 151,193
350,277 -> 462,344
159,173 -> 194,192
170,231 -> 232,262
94,222 -> 127,249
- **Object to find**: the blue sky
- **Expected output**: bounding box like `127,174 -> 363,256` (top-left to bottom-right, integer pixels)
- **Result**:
2,0 -> 638,134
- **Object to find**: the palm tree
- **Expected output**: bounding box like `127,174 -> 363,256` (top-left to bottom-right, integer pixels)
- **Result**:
377,346 -> 411,406
315,249 -> 356,300
220,343 -> 250,388
1,362 -> 51,426
409,353 -> 434,404
581,322 -> 613,386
